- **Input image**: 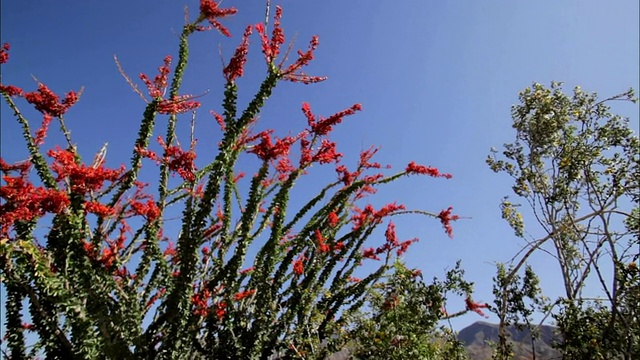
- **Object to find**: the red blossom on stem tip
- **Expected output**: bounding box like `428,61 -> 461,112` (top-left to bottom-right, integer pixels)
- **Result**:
0,43 -> 9,64
405,161 -> 452,179
48,147 -> 124,194
157,137 -> 197,182
191,284 -> 212,316
362,247 -> 380,261
130,199 -> 160,222
199,0 -> 237,37
224,25 -> 252,82
234,289 -> 256,301
255,6 -> 284,63
465,297 -> 489,318
292,254 -> 306,275
302,102 -> 362,136
140,56 -> 171,98
0,84 -> 24,97
212,111 -> 226,131
249,131 -> 296,162
84,201 -> 115,217
312,139 -> 342,164
33,114 -> 53,146
281,36 -> 326,84
157,95 -> 201,115
315,229 -> 330,253
328,211 -> 339,227
24,83 -> 78,117
437,206 -> 459,238
0,176 -> 70,237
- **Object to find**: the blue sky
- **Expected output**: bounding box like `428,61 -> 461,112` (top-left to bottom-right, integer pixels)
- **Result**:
1,0 -> 639,337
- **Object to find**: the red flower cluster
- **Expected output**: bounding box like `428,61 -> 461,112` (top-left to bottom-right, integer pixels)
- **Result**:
199,0 -> 237,37
234,289 -> 256,301
302,102 -> 362,136
299,136 -> 343,167
84,200 -> 115,217
157,95 -> 201,115
328,211 -> 339,227
0,43 -> 9,64
0,172 -> 70,237
406,161 -> 452,179
130,199 -> 161,222
33,114 -> 53,146
0,44 -> 23,96
465,297 -> 489,318
351,202 -> 406,231
139,56 -> 200,113
249,131 -> 297,162
437,206 -> 459,238
156,137 -> 198,182
141,56 -> 171,98
224,25 -> 252,82
254,6 -> 326,84
292,254 -> 306,275
48,147 -> 124,194
24,83 -> 78,117
255,6 -> 284,63
192,286 -> 212,316
362,222 -> 418,261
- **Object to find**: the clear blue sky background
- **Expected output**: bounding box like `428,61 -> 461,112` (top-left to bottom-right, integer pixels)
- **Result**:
1,0 -> 638,337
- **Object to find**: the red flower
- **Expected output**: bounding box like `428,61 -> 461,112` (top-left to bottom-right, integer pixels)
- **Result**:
303,102 -> 362,136
328,211 -> 339,227
362,247 -> 380,261
0,43 -> 9,64
199,0 -> 237,37
0,174 -> 70,237
33,114 -> 53,146
315,229 -> 330,253
224,25 -> 252,82
163,242 -> 177,258
405,161 -> 452,179
234,289 -> 256,301
465,297 -> 489,318
130,199 -> 161,222
85,201 -> 115,217
249,131 -> 296,162
48,147 -> 124,194
156,95 -> 201,115
292,254 -> 306,275
191,286 -> 212,316
156,137 -> 197,182
437,206 -> 459,238
0,85 -> 23,97
24,83 -> 78,117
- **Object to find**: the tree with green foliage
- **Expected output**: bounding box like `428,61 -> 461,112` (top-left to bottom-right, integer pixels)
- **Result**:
345,260 -> 479,360
487,82 -> 639,359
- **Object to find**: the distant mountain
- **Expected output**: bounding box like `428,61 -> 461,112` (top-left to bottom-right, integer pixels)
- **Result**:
458,321 -> 562,360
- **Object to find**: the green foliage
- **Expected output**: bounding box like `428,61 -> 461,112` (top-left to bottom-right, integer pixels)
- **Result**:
346,260 -> 471,360
488,82 -> 639,359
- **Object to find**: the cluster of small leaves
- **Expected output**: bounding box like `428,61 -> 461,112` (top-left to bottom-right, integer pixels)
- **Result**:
344,261 -> 474,360
491,264 -> 547,360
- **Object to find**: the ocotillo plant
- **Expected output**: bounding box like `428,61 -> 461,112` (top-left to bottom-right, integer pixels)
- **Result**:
0,1 -> 463,358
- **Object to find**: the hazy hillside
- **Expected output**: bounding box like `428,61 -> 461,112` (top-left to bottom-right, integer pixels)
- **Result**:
458,321 -> 562,360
